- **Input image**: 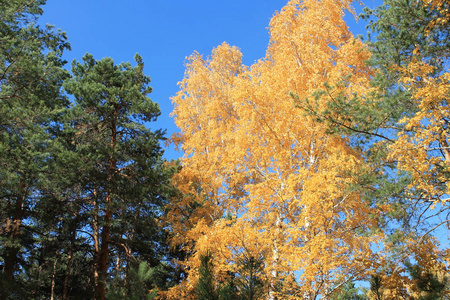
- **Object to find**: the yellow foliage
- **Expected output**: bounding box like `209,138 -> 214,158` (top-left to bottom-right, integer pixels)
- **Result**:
385,45 -> 450,294
389,60 -> 450,206
371,236 -> 449,299
423,0 -> 450,30
166,0 -> 384,297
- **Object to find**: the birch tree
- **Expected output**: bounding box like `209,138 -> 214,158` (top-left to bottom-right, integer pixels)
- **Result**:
167,0 -> 384,298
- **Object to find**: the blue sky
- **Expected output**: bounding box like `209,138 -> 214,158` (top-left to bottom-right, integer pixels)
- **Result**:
39,0 -> 377,160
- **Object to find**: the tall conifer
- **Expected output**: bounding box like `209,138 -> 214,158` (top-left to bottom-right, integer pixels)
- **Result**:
64,53 -> 169,300
0,1 -> 69,297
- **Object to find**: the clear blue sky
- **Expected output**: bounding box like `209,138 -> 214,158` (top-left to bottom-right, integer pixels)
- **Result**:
39,0 -> 377,160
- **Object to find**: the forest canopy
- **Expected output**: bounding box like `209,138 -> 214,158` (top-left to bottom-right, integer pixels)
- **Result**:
1,0 -> 449,299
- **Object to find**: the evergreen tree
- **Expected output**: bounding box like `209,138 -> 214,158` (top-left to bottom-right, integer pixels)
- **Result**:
63,53 -> 171,300
1,2 -> 182,299
234,255 -> 265,300
369,275 -> 384,300
0,0 -> 69,297
196,251 -> 266,300
107,261 -> 159,300
197,251 -> 220,300
330,282 -> 367,300
406,262 -> 448,300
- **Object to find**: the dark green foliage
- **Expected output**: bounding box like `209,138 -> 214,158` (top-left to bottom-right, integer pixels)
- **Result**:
365,264 -> 449,300
296,0 -> 450,151
195,252 -> 241,300
62,53 -> 178,299
330,282 -> 367,300
234,255 -> 265,300
362,0 -> 450,76
197,251 -> 221,300
107,261 -> 160,300
369,275 -> 383,300
1,1 -> 181,299
0,0 -> 70,298
358,0 -> 450,239
406,262 -> 449,300
196,252 -> 266,300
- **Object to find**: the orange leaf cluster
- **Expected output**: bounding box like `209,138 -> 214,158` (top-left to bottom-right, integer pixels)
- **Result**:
166,0 -> 384,298
390,61 -> 450,206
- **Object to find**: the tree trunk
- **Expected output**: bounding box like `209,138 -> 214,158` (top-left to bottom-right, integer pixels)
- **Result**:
93,193 -> 100,298
124,202 -> 141,290
3,180 -> 26,283
268,214 -> 281,300
94,108 -> 118,300
63,222 -> 77,300
95,201 -> 112,300
50,254 -> 59,300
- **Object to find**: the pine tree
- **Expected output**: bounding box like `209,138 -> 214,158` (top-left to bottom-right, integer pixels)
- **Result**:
197,251 -> 220,300
0,0 -> 70,297
406,262 -> 448,300
330,281 -> 367,300
1,2 -> 181,299
63,53 -> 169,300
196,251 -> 241,300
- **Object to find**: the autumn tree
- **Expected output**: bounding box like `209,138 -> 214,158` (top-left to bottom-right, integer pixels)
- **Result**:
387,0 -> 450,225
297,0 -> 450,295
383,0 -> 450,293
167,0 -> 384,298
